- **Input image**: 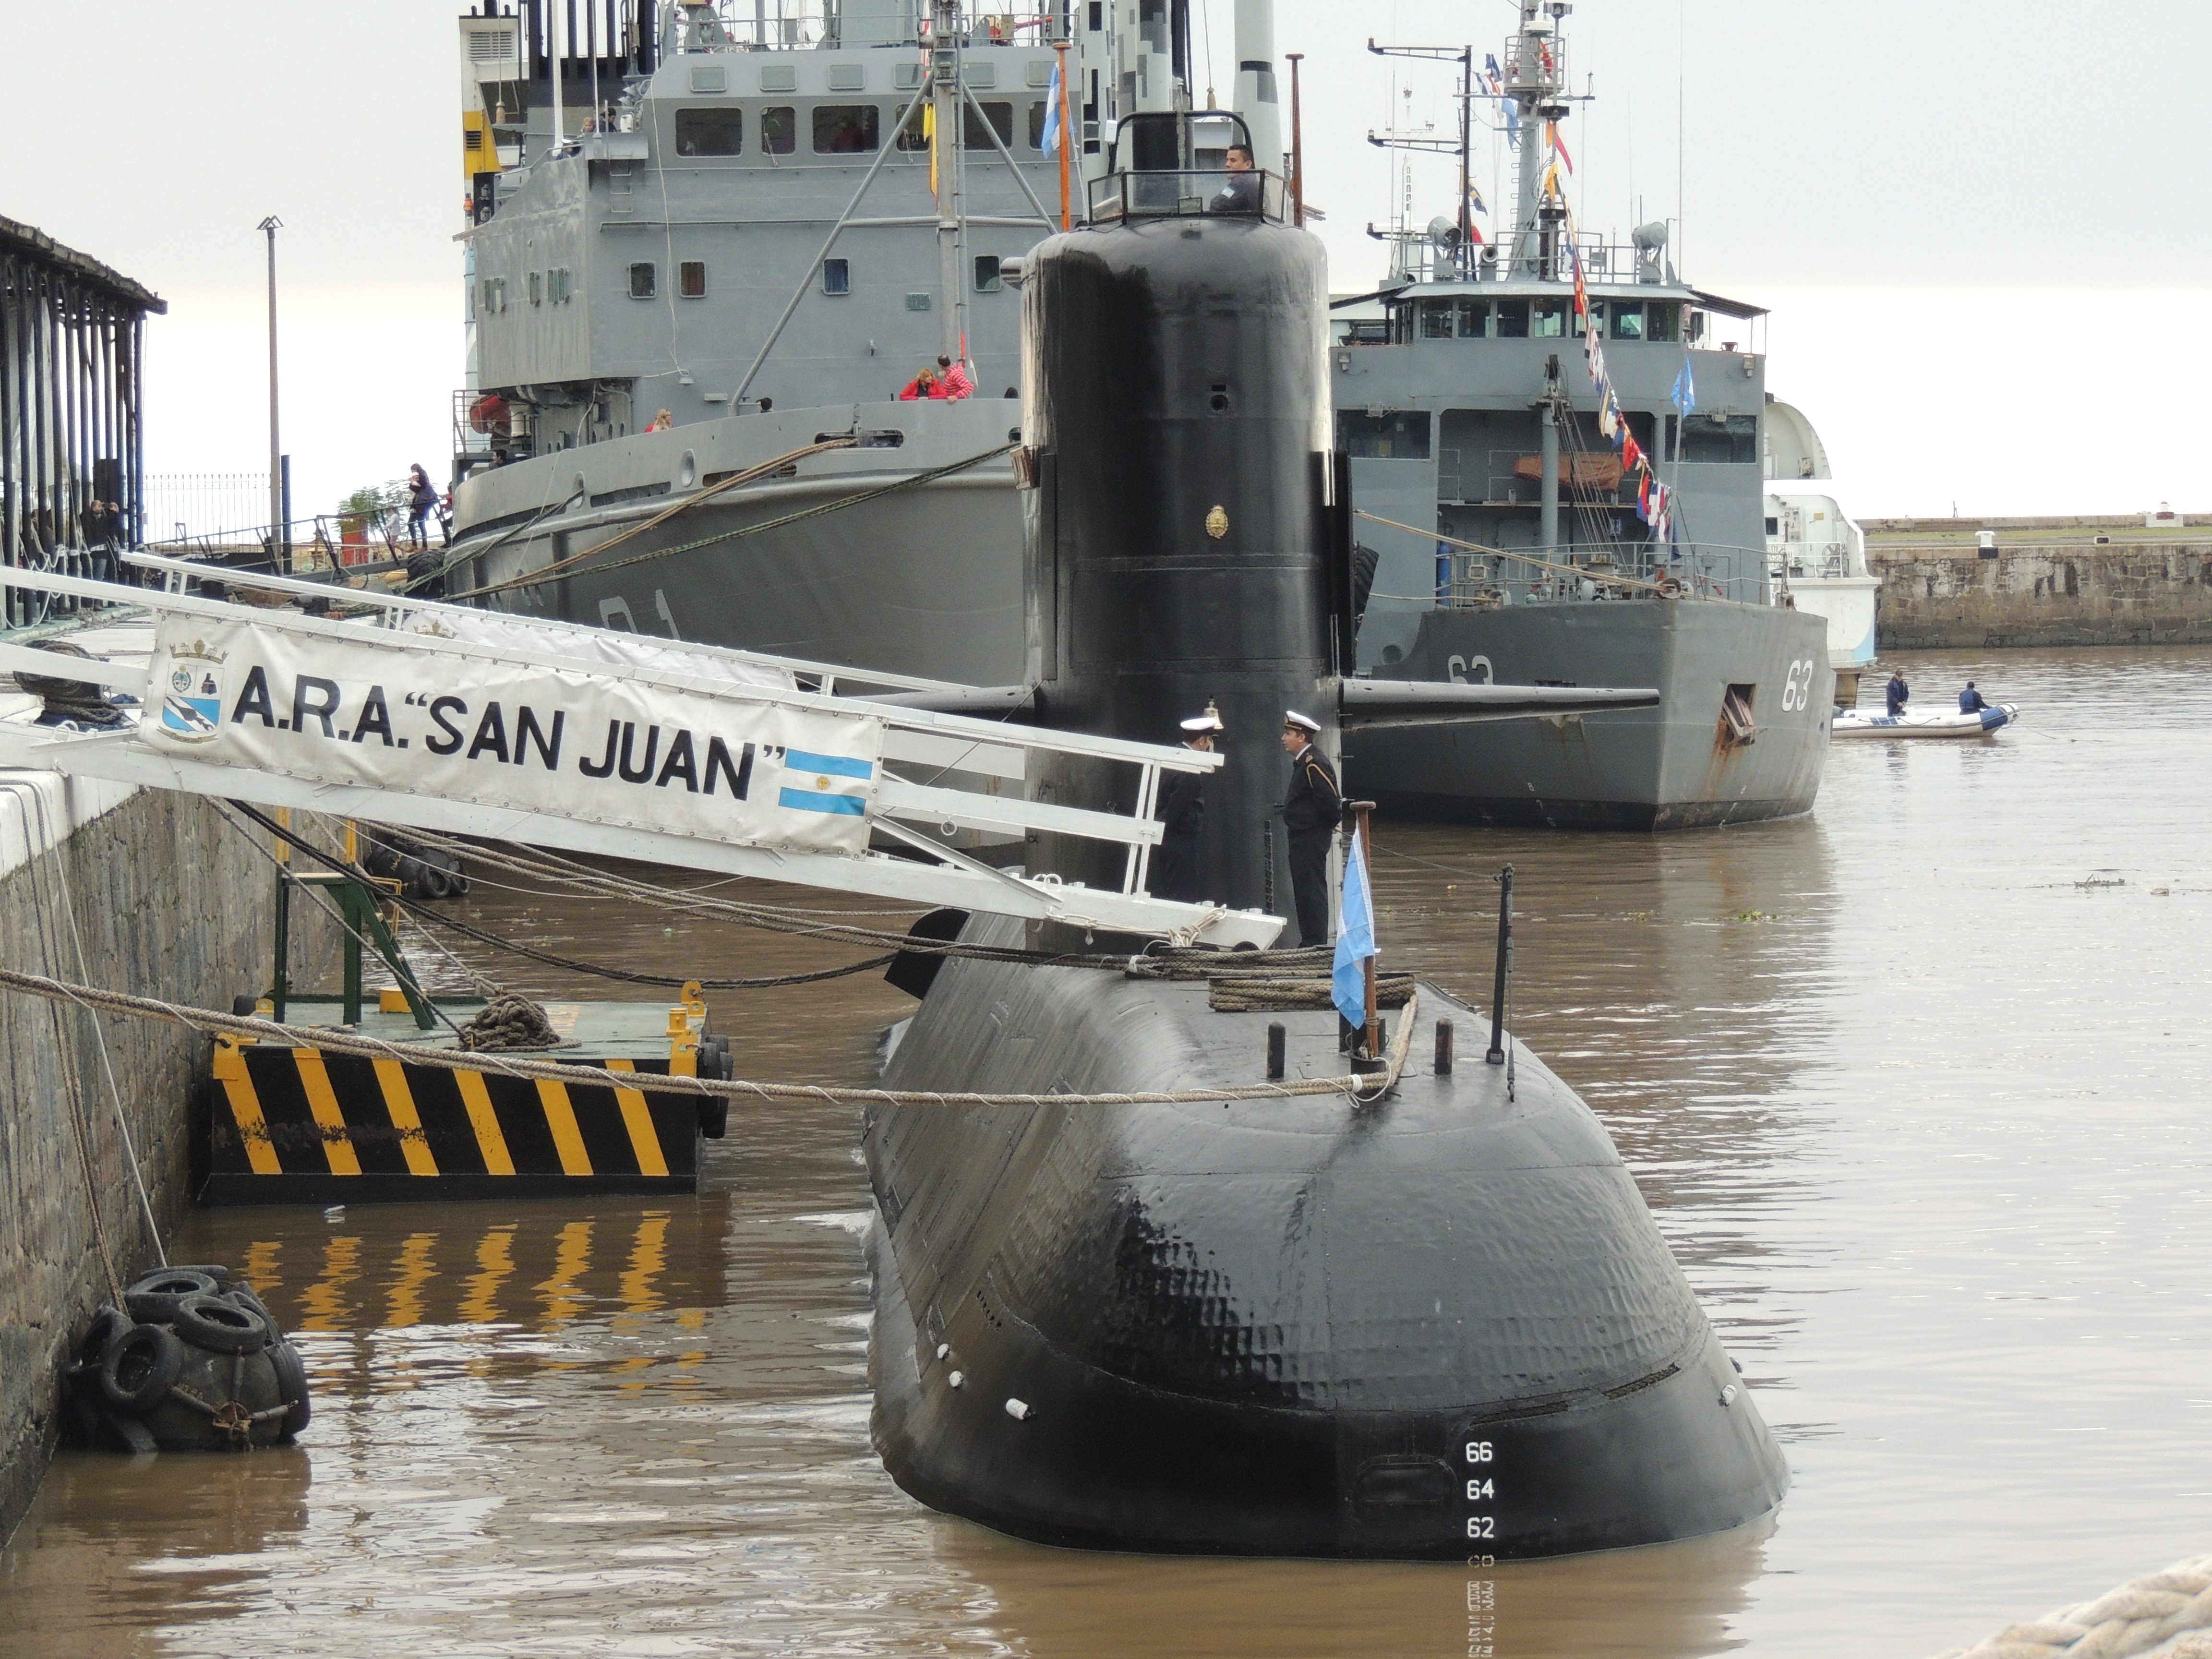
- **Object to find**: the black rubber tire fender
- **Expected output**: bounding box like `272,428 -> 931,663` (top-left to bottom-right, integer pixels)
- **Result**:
267,1339 -> 313,1439
72,1305 -> 130,1377
421,865 -> 453,901
99,1322 -> 185,1415
123,1268 -> 223,1324
162,1262 -> 233,1287
225,1283 -> 282,1340
169,1291 -> 271,1356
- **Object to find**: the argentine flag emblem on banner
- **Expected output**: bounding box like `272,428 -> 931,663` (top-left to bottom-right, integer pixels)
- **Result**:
777,747 -> 875,817
1333,833 -> 1376,1031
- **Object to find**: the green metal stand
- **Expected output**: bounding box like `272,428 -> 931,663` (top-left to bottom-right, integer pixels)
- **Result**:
268,868 -> 436,1030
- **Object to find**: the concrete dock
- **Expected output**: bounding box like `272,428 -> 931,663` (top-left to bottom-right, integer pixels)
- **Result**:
1864,515 -> 2212,649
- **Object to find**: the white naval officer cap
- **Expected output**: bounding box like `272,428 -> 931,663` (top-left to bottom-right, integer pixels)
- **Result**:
1282,709 -> 1322,733
1180,712 -> 1224,733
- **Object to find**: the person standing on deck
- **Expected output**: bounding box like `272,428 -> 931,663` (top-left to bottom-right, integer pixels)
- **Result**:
405,465 -> 439,552
935,355 -> 974,399
1279,711 -> 1342,948
1150,706 -> 1222,904
1886,669 -> 1910,718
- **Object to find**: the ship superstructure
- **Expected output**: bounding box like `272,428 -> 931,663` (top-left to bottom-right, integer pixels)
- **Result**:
1337,0 -> 1834,828
441,0 -> 1271,684
1764,397 -> 1879,688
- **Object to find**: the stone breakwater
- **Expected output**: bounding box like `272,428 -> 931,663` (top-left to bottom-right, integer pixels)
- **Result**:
1864,517 -> 2212,649
0,777 -> 331,1544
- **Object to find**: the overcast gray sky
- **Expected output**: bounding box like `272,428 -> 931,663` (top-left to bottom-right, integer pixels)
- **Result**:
11,0 -> 2209,518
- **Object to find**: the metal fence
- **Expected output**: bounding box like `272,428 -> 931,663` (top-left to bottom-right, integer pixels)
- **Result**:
142,471 -> 272,546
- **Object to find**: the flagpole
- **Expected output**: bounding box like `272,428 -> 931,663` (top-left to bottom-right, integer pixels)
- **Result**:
1054,38 -> 1071,230
1351,800 -> 1379,1059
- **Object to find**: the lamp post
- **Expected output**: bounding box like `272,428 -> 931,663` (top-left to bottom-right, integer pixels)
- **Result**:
258,216 -> 283,569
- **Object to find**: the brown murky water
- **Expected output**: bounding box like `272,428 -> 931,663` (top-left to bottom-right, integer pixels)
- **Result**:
4,645 -> 2210,1657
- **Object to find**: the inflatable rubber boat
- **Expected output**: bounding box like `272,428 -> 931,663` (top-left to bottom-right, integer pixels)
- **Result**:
1833,702 -> 2018,739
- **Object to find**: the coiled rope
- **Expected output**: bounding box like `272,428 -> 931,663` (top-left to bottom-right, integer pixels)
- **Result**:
1206,976 -> 1418,1014
1931,1555 -> 2212,1659
0,965 -> 1416,1108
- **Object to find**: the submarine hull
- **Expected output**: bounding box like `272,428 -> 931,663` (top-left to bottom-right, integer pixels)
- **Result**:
865,922 -> 1789,1559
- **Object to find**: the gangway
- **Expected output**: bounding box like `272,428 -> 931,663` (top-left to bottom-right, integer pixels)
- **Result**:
0,565 -> 1276,947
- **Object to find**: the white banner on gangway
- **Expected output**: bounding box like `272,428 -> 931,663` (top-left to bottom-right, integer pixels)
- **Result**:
142,616 -> 883,857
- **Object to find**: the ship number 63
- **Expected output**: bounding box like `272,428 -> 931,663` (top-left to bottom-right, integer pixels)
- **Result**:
1779,659 -> 1817,712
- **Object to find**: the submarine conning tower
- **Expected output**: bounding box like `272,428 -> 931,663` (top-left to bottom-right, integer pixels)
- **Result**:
1017,110 -> 1343,914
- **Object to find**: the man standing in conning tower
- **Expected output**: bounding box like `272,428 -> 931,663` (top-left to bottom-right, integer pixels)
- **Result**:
1279,711 -> 1341,947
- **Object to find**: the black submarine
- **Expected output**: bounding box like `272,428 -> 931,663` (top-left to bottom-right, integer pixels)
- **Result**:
864,112 -> 1788,1559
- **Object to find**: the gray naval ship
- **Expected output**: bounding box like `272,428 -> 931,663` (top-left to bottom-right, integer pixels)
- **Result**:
1339,1 -> 1833,828
441,0 -> 1284,687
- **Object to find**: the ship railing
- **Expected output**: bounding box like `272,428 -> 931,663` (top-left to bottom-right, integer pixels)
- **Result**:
1434,448 -> 1639,509
1439,544 -> 1766,607
1501,28 -> 1569,96
1770,547 -> 1854,581
1085,169 -> 1287,225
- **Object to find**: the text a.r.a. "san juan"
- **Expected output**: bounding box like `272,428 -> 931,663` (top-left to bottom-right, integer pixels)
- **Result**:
226,667 -> 761,797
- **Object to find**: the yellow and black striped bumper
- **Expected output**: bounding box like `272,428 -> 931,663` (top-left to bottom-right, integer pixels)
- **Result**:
203,1039 -> 721,1205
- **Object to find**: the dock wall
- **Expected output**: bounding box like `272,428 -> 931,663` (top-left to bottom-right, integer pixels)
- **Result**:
1865,517 -> 2212,649
0,780 -> 328,1545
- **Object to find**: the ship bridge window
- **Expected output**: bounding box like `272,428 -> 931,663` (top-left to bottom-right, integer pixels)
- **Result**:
628,261 -> 656,299
964,101 -> 1014,149
1456,300 -> 1488,338
822,257 -> 850,296
1683,412 -> 1758,465
814,105 -> 881,154
1534,298 -> 1567,337
1419,300 -> 1455,339
761,106 -> 796,155
674,107 -> 743,156
897,106 -> 930,151
1494,299 -> 1530,337
974,254 -> 1002,292
1610,301 -> 1645,341
1337,409 -> 1432,459
1026,100 -> 1049,148
679,260 -> 707,299
1645,301 -> 1680,342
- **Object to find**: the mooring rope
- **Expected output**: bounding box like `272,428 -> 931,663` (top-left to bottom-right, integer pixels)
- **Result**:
445,440 -> 1016,602
1930,1554 -> 2212,1659
241,807 -> 1313,982
0,965 -> 1415,1108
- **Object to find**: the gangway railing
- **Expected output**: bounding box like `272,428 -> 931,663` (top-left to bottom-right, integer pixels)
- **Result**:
0,565 -> 1276,948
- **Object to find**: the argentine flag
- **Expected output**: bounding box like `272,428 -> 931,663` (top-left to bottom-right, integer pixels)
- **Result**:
1332,833 -> 1377,1032
1671,351 -> 1697,418
1042,61 -> 1062,156
777,747 -> 874,817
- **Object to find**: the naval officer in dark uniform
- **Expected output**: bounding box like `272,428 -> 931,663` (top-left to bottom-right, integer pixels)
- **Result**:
1278,710 -> 1342,947
1149,705 -> 1222,903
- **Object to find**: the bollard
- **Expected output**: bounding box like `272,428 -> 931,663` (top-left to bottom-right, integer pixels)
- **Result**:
1435,1018 -> 1454,1075
1266,1022 -> 1286,1080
